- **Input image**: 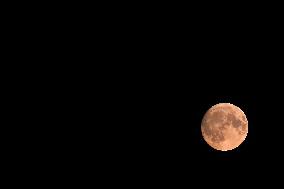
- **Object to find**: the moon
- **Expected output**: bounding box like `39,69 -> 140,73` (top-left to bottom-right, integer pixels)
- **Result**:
201,103 -> 248,151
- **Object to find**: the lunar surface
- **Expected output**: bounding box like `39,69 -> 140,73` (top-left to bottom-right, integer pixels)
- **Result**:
201,103 -> 248,151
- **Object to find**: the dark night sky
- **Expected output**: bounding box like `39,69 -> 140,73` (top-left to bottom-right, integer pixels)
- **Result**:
102,61 -> 283,183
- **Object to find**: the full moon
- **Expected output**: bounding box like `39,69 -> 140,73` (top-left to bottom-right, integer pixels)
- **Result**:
201,103 -> 248,151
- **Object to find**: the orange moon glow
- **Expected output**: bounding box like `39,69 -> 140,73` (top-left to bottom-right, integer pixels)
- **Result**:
201,103 -> 248,151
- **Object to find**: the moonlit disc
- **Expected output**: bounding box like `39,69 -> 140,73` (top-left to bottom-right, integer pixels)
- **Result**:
201,103 -> 248,151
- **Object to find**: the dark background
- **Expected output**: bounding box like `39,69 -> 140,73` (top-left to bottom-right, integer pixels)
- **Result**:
97,58 -> 282,185
69,8 -> 284,185
93,20 -> 283,184
5,4 -> 283,186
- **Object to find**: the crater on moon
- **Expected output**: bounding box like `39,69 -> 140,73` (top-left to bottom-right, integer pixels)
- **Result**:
209,110 -> 225,125
201,103 -> 248,151
226,113 -> 242,128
